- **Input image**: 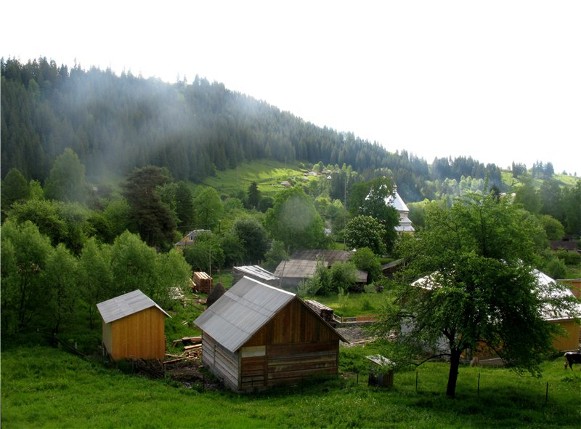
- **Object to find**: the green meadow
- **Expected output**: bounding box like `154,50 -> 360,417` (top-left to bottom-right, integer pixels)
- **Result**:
2,343 -> 579,428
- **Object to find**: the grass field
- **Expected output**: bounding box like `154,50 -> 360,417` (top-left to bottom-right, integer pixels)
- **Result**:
203,160 -> 317,197
2,343 -> 580,429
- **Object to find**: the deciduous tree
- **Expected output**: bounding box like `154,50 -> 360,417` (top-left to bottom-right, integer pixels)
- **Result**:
377,192 -> 579,398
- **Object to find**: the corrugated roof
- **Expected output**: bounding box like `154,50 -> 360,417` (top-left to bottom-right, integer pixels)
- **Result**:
97,290 -> 170,324
194,277 -> 295,353
274,259 -> 319,279
234,265 -> 280,282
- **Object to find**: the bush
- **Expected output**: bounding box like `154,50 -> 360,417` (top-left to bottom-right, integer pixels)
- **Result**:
544,257 -> 567,279
555,249 -> 581,265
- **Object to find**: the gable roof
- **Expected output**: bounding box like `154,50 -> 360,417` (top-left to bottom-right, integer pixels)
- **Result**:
233,265 -> 280,282
194,277 -> 295,353
97,290 -> 170,324
274,249 -> 353,279
194,276 -> 346,352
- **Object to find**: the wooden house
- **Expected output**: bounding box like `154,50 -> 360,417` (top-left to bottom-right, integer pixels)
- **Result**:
194,276 -> 347,392
274,249 -> 356,290
97,290 -> 170,361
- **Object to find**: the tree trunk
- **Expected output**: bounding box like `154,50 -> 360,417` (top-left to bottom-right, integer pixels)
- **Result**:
446,349 -> 462,398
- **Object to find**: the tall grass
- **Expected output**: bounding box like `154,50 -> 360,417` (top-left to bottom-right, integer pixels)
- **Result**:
3,344 -> 579,428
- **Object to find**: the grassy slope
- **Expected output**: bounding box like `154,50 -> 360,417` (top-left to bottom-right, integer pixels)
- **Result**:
2,345 -> 580,428
203,160 -> 316,197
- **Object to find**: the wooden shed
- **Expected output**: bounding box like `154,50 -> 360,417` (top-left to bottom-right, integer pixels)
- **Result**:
97,290 -> 170,361
194,277 -> 347,392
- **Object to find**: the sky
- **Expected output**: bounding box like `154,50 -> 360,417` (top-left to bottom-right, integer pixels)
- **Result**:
3,1 -> 580,175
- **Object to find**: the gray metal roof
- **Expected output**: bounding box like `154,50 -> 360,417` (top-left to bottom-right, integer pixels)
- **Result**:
194,277 -> 295,353
97,290 -> 170,324
274,259 -> 319,279
233,265 -> 280,282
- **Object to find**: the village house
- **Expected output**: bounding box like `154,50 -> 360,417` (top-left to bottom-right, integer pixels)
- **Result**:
273,249 -> 366,290
194,276 -> 347,392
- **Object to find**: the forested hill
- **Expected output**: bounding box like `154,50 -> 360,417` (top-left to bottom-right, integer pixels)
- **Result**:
2,57 -> 503,201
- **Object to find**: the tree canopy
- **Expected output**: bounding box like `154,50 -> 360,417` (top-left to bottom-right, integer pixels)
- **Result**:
377,192 -> 579,397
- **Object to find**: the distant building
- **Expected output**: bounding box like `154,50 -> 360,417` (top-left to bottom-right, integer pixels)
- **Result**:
233,265 -> 280,286
385,186 -> 415,233
174,229 -> 210,248
274,249 -> 360,290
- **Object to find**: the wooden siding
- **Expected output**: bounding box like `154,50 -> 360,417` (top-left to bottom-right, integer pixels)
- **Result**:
107,307 -> 166,361
202,334 -> 240,391
239,299 -> 340,391
550,319 -> 581,351
244,299 -> 340,346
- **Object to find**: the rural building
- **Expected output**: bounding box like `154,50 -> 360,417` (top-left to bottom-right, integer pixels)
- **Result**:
194,276 -> 347,392
233,265 -> 280,286
274,249 -> 364,290
412,270 -> 581,354
97,290 -> 170,361
385,186 -> 415,233
537,271 -> 581,351
174,229 -> 210,248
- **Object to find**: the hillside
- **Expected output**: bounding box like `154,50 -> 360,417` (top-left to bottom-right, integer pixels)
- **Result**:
1,57 -> 515,203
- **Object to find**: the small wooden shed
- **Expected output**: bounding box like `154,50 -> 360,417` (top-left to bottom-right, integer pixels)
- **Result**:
194,276 -> 347,392
97,290 -> 170,361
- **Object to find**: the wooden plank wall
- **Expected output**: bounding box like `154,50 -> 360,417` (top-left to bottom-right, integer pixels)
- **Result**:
551,319 -> 581,351
109,307 -> 166,361
202,334 -> 240,391
239,299 -> 340,391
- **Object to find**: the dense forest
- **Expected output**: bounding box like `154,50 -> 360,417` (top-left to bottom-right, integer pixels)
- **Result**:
2,57 -> 510,202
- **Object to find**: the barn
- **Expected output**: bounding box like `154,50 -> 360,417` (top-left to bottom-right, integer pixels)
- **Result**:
194,276 -> 347,392
97,290 -> 170,361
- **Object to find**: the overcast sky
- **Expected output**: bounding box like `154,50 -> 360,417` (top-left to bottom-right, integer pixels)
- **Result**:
3,1 -> 580,175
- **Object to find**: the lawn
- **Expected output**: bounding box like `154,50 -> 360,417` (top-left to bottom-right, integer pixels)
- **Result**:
2,343 -> 580,428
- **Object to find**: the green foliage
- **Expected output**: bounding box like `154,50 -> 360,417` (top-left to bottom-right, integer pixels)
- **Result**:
193,186 -> 224,230
122,166 -> 176,250
182,232 -> 225,274
539,214 -> 565,240
262,240 -> 288,272
344,215 -> 386,255
1,168 -> 30,217
44,148 -> 87,203
1,220 -> 54,334
246,181 -> 261,210
382,192 -> 579,397
264,187 -> 327,252
175,181 -> 194,233
351,247 -> 382,283
544,257 -> 568,279
231,216 -> 270,264
43,243 -> 79,333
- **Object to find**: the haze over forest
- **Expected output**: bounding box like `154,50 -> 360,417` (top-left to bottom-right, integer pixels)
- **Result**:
1,57 -> 574,203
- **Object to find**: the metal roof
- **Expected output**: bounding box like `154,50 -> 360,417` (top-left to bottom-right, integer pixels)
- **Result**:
274,259 -> 319,279
194,277 -> 296,353
233,265 -> 280,282
97,290 -> 170,324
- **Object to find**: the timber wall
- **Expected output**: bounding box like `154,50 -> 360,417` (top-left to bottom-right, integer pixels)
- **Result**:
107,307 -> 166,361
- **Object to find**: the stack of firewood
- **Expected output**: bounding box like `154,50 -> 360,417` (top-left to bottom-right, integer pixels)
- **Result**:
164,336 -> 202,365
